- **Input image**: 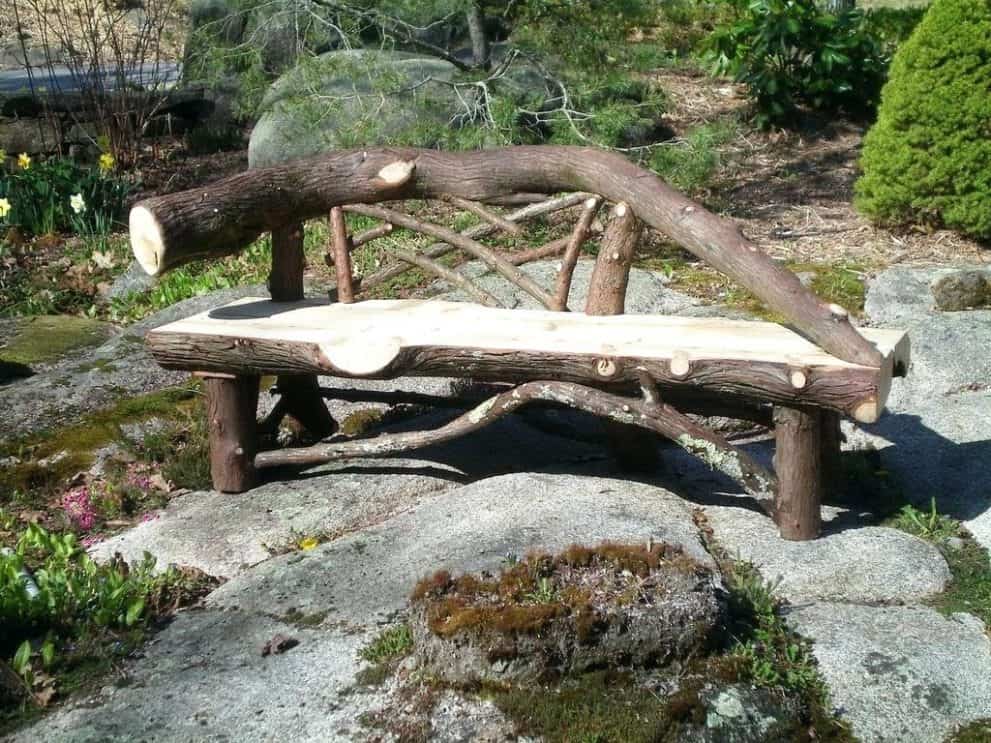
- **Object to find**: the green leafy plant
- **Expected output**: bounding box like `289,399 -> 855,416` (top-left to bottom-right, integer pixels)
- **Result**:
359,624 -> 413,663
707,0 -> 887,128
726,561 -> 825,699
889,498 -> 960,543
1,522 -> 215,706
0,154 -> 130,238
855,0 -> 991,241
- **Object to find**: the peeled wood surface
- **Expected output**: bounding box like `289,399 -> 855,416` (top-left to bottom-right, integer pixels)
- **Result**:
146,298 -> 909,422
130,146 -> 882,367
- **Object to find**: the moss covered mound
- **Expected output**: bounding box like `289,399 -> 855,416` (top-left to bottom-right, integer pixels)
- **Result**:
855,0 -> 991,241
0,316 -> 115,366
409,542 -> 723,684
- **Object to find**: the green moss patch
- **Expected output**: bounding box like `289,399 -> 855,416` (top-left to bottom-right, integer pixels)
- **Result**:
0,316 -> 114,366
412,542 -> 706,640
0,385 -> 201,508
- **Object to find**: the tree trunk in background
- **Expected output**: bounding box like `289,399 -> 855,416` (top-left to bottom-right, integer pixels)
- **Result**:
467,2 -> 490,69
823,0 -> 855,12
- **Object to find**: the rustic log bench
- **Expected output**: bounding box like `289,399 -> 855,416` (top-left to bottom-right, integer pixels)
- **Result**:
130,146 -> 909,541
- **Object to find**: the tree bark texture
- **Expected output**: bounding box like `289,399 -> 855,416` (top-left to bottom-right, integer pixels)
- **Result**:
773,405 -> 823,540
584,204 -> 658,471
205,375 -> 259,493
129,146 -> 882,367
329,206 -> 355,303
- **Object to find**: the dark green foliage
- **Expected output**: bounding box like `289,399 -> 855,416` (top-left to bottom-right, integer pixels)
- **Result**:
855,0 -> 991,241
862,6 -> 927,49
707,0 -> 887,128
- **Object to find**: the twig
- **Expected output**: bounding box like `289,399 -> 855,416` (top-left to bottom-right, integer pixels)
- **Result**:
388,247 -> 503,308
255,380 -> 777,512
445,195 -> 522,235
329,207 -> 355,303
345,204 -> 556,308
357,192 -> 593,292
552,197 -> 602,311
352,222 -> 394,248
507,236 -> 570,265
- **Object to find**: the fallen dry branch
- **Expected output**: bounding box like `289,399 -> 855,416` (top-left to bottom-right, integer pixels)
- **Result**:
130,146 -> 881,366
344,203 -> 556,309
254,380 -> 777,509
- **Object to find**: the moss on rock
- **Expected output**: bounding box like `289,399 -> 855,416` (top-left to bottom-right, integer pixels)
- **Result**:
0,316 -> 115,366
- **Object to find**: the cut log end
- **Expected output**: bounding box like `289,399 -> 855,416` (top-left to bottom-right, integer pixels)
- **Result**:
377,160 -> 415,186
852,399 -> 878,424
130,205 -> 165,276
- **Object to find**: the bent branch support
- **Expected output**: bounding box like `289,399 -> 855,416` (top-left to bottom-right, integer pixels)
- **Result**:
255,380 -> 777,512
130,146 -> 880,366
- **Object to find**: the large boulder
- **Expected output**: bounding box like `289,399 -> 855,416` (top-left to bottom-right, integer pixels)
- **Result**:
248,49 -> 461,168
248,46 -> 554,168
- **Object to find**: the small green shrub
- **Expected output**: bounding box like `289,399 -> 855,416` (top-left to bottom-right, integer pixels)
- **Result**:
649,120 -> 738,194
855,0 -> 991,241
1,523 -> 214,688
707,0 -> 887,127
0,152 -> 129,237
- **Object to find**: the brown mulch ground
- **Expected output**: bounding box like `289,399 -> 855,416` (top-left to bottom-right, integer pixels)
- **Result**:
653,67 -> 989,269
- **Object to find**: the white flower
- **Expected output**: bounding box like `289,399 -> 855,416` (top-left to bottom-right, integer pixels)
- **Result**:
70,193 -> 86,214
0,197 -> 10,219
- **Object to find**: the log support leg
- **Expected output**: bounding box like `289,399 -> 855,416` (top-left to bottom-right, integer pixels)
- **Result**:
773,405 -> 822,540
586,203 -> 657,471
820,410 -> 843,497
268,222 -> 338,439
204,374 -> 260,493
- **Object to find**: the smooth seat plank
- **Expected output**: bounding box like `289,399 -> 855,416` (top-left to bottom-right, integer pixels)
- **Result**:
147,298 -> 910,423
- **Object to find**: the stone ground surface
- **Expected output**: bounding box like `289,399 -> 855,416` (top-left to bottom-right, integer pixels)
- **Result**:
5,264 -> 991,742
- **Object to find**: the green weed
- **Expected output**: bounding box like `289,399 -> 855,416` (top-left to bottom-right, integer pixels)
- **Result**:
360,624 -> 413,664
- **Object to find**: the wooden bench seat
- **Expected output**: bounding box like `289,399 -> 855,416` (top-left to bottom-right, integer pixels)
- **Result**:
147,297 -> 909,424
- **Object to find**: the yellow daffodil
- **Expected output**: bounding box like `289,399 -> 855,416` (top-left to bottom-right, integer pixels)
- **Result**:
70,193 -> 86,214
298,536 -> 320,551
98,152 -> 115,173
0,197 -> 10,218
17,153 -> 31,170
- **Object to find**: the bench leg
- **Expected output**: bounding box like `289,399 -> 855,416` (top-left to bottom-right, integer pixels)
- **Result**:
773,405 -> 822,540
820,410 -> 843,497
205,374 -> 259,493
276,374 -> 338,439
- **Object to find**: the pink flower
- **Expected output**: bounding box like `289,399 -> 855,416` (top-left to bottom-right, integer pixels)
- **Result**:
62,486 -> 98,531
81,535 -> 102,548
140,512 -> 159,523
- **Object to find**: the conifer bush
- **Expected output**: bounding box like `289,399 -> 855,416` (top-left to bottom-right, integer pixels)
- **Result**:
855,0 -> 991,242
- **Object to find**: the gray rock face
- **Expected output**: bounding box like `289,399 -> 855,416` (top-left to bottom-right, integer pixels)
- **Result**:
931,269 -> 990,311
107,260 -> 158,299
0,286 -> 265,438
16,473 -> 709,742
786,603 -> 991,743
248,47 -> 555,168
857,265 -> 991,549
704,505 -> 951,603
